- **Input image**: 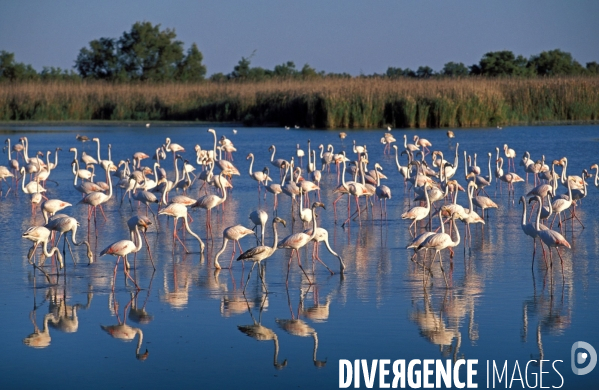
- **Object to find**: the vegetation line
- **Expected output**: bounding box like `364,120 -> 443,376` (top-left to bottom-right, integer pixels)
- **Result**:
1,77 -> 597,128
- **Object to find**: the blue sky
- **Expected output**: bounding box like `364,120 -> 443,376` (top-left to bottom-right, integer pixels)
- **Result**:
1,0 -> 597,76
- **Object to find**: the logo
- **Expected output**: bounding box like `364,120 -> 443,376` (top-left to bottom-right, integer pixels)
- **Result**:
571,341 -> 597,375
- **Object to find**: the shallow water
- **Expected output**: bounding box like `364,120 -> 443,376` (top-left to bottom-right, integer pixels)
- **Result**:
0,124 -> 598,389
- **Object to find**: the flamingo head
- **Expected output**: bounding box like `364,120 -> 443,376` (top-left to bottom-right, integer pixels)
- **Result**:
311,202 -> 325,210
591,164 -> 598,170
246,153 -> 253,160
274,217 -> 287,227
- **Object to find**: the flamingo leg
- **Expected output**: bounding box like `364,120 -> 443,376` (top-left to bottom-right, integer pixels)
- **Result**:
296,247 -> 312,284
243,262 -> 257,292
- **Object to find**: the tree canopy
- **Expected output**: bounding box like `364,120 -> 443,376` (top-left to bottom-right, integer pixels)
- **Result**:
74,21 -> 205,81
1,25 -> 599,83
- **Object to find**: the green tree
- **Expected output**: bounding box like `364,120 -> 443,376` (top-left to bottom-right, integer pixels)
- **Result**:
209,72 -> 227,82
528,49 -> 585,76
416,66 -> 434,78
442,62 -> 469,77
175,43 -> 207,81
402,68 -> 416,78
230,56 -> 252,79
74,38 -> 119,80
273,61 -> 297,78
300,63 -> 320,79
40,67 -> 81,81
472,50 -> 532,77
118,21 -> 184,81
0,51 -> 39,81
386,67 -> 403,78
587,61 -> 599,75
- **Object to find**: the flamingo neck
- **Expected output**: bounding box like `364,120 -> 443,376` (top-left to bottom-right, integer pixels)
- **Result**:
96,140 -> 102,163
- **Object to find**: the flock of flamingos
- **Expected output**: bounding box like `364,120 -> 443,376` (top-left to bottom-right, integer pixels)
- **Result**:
3,127 -> 598,291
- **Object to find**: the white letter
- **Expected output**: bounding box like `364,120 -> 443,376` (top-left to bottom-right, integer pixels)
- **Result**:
492,361 -> 507,388
487,361 -> 489,388
408,359 -> 421,388
380,360 -> 390,388
422,359 -> 434,388
510,361 -> 524,388
392,360 -> 405,388
539,360 -> 549,388
436,359 -> 452,388
361,360 -> 378,389
355,359 -> 360,388
552,360 -> 563,389
467,359 -> 478,388
525,360 -> 538,388
454,360 -> 465,389
340,360 -> 352,388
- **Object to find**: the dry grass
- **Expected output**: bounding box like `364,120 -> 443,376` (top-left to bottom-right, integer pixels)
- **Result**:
1,77 -> 598,128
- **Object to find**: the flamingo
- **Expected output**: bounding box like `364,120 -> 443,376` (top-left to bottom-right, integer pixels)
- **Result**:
158,203 -> 205,253
373,163 -> 391,216
417,206 -> 461,287
81,164 -> 113,226
237,217 -> 287,293
209,129 -> 240,178
497,157 -> 524,196
296,144 -> 305,166
192,173 -> 228,236
247,153 -> 270,196
268,144 -> 288,177
462,182 -> 485,248
519,196 -> 548,269
503,144 -> 517,172
401,182 -> 431,236
403,134 -> 420,153
531,195 -> 571,277
0,165 -> 14,195
278,202 -> 326,284
265,167 -> 285,213
22,226 -> 64,269
303,227 -> 345,274
41,199 -> 72,224
46,216 -> 94,265
100,224 -> 145,289
214,225 -> 256,270
165,137 -> 185,166
393,145 -> 410,184
71,159 -> 102,195
249,209 -> 269,246
127,215 -> 155,268
550,177 -> 575,232
591,164 -> 599,191
413,135 -> 432,155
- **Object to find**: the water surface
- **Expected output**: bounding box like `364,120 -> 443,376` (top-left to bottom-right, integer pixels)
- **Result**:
0,124 -> 598,389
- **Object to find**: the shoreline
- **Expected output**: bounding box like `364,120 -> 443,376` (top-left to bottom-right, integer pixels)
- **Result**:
0,119 -> 597,130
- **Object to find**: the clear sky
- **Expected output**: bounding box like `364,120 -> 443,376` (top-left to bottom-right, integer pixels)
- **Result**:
1,0 -> 598,76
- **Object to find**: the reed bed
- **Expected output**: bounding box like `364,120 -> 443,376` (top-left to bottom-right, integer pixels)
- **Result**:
1,77 -> 598,128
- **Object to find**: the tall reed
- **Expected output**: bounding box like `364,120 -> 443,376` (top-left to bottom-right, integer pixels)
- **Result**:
1,77 -> 597,127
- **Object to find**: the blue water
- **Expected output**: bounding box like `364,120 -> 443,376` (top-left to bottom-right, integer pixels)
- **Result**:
0,124 -> 598,389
